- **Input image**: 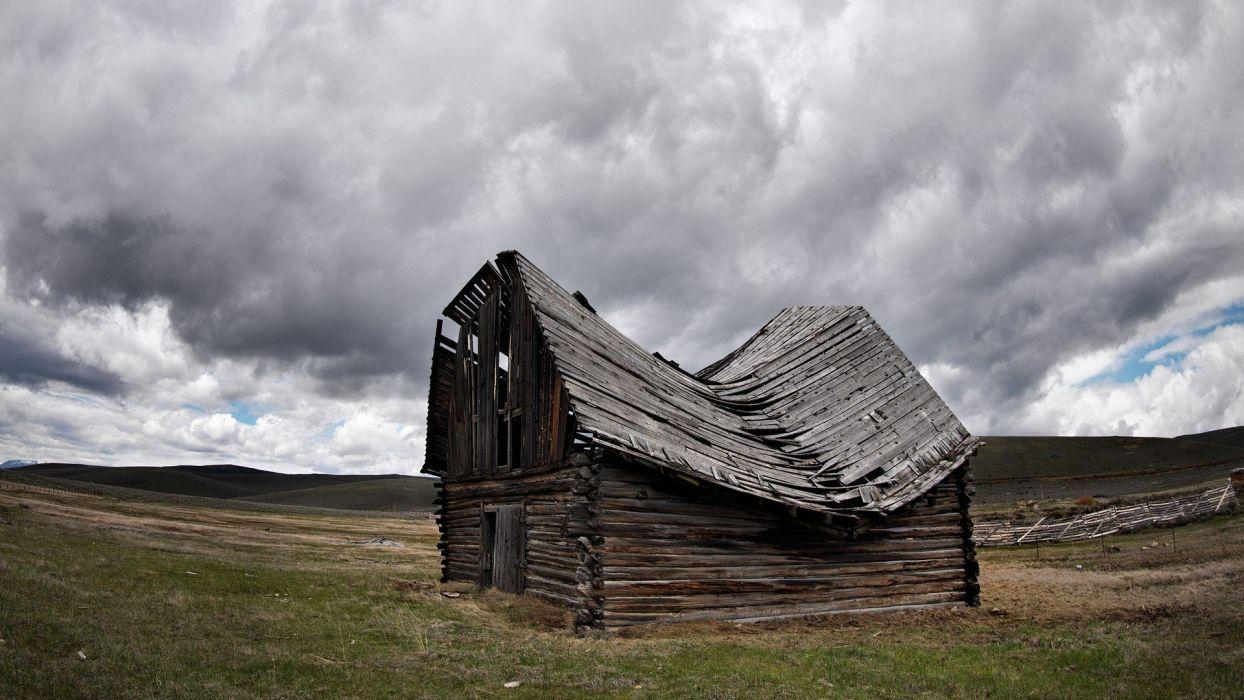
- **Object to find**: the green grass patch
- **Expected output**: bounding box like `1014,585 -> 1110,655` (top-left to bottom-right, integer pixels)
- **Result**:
1,492 -> 1241,698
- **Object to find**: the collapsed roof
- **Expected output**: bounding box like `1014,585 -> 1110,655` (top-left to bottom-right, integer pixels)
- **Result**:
430,250 -> 980,520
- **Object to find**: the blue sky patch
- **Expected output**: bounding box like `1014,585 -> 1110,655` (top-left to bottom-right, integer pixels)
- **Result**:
1079,302 -> 1244,386
228,400 -> 267,425
317,419 -> 346,441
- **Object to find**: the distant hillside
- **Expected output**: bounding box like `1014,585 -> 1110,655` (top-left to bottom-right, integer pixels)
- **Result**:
12,463 -> 437,512
973,433 -> 1244,505
237,477 -> 438,512
1177,425 -> 1244,449
973,435 -> 1244,481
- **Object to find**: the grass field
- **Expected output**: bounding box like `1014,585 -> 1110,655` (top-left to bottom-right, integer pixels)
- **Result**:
10,464 -> 438,513
1,482 -> 1241,698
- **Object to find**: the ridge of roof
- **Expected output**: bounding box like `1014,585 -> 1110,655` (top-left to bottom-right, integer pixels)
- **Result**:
496,250 -> 978,520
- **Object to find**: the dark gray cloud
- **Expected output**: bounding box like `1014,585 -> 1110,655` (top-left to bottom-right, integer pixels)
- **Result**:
0,329 -> 124,394
0,299 -> 124,394
5,208 -> 441,391
1,0 -> 1242,468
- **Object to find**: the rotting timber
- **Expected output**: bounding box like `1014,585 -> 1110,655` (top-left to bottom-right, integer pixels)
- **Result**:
423,251 -> 981,630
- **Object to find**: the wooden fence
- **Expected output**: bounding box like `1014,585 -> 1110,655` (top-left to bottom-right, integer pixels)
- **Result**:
974,480 -> 1239,547
0,475 -> 82,498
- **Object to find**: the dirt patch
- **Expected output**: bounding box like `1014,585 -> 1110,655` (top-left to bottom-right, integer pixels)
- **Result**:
979,516 -> 1244,625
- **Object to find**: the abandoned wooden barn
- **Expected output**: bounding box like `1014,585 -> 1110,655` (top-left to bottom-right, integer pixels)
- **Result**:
423,251 -> 981,629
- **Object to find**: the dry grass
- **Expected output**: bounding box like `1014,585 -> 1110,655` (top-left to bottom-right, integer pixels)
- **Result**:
1,481 -> 1242,698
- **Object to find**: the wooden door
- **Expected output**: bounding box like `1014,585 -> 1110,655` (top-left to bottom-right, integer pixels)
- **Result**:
480,504 -> 525,593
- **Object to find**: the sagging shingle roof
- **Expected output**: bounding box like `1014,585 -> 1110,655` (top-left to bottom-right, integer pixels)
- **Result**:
499,251 -> 979,519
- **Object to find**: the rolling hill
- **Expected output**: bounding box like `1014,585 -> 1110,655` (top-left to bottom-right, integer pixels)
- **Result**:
973,429 -> 1244,505
1178,425 -> 1244,449
10,463 -> 437,512
11,424 -> 1243,513
237,476 -> 438,512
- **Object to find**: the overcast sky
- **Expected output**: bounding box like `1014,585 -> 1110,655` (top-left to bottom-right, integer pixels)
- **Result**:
2,1 -> 1242,474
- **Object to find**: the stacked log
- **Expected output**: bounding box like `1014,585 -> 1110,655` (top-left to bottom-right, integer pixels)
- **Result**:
570,459 -> 605,631
593,460 -> 973,627
956,463 -> 980,606
441,466 -> 583,610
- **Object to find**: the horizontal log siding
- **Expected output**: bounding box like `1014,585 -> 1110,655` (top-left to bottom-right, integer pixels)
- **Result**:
439,463 -> 601,626
596,461 -> 973,627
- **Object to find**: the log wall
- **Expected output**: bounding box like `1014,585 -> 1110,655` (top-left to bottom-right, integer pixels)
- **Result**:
593,458 -> 978,627
437,463 -> 602,625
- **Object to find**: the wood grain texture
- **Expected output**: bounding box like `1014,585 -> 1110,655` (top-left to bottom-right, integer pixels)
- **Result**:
427,251 -> 979,628
974,480 -> 1238,546
498,251 -> 980,517
439,465 -> 588,604
592,460 -> 975,627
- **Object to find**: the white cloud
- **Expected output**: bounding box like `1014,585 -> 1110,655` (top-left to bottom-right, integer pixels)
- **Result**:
1005,324 -> 1244,436
2,1 -> 1243,469
0,288 -> 427,472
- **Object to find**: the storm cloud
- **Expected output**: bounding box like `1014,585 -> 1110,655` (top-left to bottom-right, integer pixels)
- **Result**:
1,1 -> 1242,471
0,325 -> 124,394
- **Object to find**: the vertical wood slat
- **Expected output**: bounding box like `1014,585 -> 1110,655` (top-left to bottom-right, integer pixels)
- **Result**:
514,278 -> 531,470
507,284 -> 522,477
477,291 -> 499,476
541,339 -> 554,465
450,321 -> 474,478
423,319 -> 456,475
536,342 -> 547,466
529,294 -> 542,468
515,272 -> 538,470
506,259 -> 568,472
493,504 -> 526,593
442,256 -> 577,480
479,507 -> 495,585
522,282 -> 532,467
550,374 -> 564,465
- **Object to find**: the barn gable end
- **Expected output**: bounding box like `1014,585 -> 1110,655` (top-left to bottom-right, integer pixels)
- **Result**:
425,250 -> 980,629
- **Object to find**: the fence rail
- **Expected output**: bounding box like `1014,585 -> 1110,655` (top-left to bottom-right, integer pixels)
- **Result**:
974,481 -> 1239,547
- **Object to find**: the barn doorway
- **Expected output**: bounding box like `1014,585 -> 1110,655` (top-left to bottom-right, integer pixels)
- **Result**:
479,504 -> 525,593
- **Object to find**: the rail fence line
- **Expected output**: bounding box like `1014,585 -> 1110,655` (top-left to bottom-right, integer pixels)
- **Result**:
0,475 -> 83,498
974,480 -> 1239,547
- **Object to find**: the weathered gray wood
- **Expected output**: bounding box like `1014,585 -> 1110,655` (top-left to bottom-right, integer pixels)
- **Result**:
976,481 -> 1239,546
600,590 -> 966,626
427,252 -> 979,629
498,251 -> 978,517
603,578 -> 967,614
491,504 -> 525,593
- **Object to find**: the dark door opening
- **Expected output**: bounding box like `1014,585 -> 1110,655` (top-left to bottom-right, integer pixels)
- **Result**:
480,510 -> 497,587
479,504 -> 525,593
